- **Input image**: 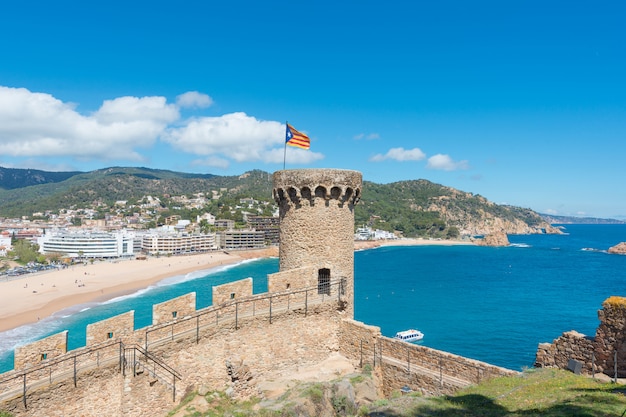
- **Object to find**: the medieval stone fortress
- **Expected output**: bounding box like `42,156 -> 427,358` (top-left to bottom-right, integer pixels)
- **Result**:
0,169 -> 622,416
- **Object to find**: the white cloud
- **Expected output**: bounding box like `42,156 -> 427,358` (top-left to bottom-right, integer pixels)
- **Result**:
163,112 -> 323,164
370,147 -> 426,162
176,91 -> 213,109
426,154 -> 470,171
0,86 -> 324,168
0,86 -> 178,161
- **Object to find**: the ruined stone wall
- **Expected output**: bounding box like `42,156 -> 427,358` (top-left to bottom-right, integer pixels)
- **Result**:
594,296 -> 626,376
14,331 -> 68,370
273,169 -> 362,318
152,292 -> 196,325
534,297 -> 626,377
535,331 -> 595,373
212,277 -> 253,305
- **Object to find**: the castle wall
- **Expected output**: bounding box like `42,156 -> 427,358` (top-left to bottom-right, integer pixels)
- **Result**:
86,311 -> 135,346
338,319 -> 380,367
212,277 -> 253,305
14,331 -> 68,370
152,293 -> 196,325
267,266 -> 317,293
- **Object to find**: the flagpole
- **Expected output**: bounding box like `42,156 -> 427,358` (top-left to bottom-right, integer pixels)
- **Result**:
283,121 -> 288,170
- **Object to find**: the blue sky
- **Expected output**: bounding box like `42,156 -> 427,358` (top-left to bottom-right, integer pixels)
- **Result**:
0,1 -> 625,219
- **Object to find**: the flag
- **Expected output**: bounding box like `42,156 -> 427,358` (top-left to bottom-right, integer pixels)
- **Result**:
285,123 -> 310,149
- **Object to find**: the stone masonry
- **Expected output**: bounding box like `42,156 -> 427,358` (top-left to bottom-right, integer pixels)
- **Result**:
14,331 -> 68,370
273,168 -> 362,317
535,296 -> 626,377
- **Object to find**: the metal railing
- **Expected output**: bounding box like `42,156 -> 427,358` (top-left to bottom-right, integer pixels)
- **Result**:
122,344 -> 182,401
144,278 -> 346,352
366,337 -> 515,391
0,340 -> 122,410
0,278 -> 346,410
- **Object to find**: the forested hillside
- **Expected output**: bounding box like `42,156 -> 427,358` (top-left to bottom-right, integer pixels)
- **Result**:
0,166 -> 556,237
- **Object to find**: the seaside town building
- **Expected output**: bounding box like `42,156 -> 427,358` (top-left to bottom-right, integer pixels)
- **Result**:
218,229 -> 265,250
141,231 -> 218,255
354,226 -> 398,240
37,230 -> 135,259
245,215 -> 279,244
214,219 -> 235,229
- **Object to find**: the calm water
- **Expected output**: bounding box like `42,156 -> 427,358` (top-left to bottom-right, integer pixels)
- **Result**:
1,224 -> 625,373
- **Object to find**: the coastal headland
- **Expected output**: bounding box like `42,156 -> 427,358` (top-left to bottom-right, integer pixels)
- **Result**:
0,239 -> 472,333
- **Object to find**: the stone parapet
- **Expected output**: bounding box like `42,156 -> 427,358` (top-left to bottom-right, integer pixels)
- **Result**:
87,311 -> 136,346
212,277 -> 253,305
14,331 -> 68,370
152,292 -> 196,325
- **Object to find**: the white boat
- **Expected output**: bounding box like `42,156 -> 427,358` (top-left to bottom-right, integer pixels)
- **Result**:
394,329 -> 424,342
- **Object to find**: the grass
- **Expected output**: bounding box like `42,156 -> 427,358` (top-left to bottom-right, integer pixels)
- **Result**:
160,368 -> 626,417
373,368 -> 626,416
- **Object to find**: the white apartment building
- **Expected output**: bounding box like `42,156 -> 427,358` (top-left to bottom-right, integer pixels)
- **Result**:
37,230 -> 135,259
141,232 -> 217,255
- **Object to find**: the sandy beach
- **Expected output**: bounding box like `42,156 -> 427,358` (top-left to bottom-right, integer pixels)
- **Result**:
353,237 -> 474,250
0,247 -> 278,333
0,239 -> 471,334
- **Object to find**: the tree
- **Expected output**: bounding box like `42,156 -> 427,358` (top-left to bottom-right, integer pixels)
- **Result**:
8,239 -> 40,264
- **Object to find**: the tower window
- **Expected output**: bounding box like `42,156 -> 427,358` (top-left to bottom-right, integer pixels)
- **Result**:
318,268 -> 331,295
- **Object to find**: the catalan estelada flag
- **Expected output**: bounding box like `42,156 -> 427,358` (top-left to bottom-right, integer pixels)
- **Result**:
285,123 -> 310,149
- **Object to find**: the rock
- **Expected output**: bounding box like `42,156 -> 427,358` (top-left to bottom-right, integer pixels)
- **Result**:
608,242 -> 626,255
475,231 -> 510,247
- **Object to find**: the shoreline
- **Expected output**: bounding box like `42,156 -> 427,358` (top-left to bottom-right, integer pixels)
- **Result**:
0,248 -> 278,334
354,237 -> 475,250
0,239 -> 470,334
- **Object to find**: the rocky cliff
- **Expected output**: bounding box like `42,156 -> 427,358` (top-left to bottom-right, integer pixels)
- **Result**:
475,231 -> 510,247
608,242 -> 626,255
425,189 -> 561,236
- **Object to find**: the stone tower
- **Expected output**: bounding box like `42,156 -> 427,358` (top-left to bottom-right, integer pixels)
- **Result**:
272,168 -> 362,317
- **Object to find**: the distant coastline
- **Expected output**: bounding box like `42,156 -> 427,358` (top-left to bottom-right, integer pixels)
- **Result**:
354,238 -> 474,251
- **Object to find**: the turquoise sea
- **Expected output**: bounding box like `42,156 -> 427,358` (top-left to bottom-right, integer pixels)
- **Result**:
1,224 -> 625,373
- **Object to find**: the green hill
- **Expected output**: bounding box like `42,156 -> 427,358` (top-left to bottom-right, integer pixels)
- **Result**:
0,166 -> 554,237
